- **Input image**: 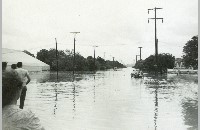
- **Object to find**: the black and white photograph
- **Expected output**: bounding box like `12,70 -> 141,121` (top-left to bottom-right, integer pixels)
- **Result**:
2,0 -> 198,130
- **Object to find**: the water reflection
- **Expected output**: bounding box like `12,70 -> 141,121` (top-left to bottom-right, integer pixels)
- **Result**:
181,98 -> 198,130
144,73 -> 198,130
54,84 -> 58,115
26,69 -> 198,130
154,87 -> 158,130
72,83 -> 76,114
93,75 -> 96,103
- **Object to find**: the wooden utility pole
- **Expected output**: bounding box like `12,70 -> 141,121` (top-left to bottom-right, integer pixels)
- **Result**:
55,38 -> 58,82
70,32 -> 80,76
148,7 -> 163,75
93,45 -> 98,71
138,47 -> 142,60
136,55 -> 137,63
136,55 -> 140,63
113,57 -> 115,69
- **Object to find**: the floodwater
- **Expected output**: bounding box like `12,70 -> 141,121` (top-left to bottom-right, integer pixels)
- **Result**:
21,67 -> 198,130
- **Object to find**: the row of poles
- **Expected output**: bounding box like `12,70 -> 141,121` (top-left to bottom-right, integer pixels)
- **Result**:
55,32 -> 117,81
55,7 -> 164,81
55,32 -> 80,81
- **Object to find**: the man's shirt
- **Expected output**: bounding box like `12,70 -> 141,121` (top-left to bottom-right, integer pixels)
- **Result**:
3,105 -> 45,130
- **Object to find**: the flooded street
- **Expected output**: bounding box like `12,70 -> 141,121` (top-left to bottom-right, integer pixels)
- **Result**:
21,68 -> 198,130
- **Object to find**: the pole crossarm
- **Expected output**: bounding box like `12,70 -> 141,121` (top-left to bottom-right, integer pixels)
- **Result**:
148,18 -> 163,19
70,32 -> 80,34
70,32 -> 80,38
93,45 -> 98,48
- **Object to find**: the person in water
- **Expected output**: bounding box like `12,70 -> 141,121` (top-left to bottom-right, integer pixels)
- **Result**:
2,70 -> 45,130
15,62 -> 31,109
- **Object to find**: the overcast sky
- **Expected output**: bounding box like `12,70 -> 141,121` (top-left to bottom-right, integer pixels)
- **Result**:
2,0 -> 198,64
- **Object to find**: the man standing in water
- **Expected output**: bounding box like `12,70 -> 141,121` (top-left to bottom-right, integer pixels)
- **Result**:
16,62 -> 31,109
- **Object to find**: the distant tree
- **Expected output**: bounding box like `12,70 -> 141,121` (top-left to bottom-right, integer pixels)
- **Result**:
96,56 -> 106,70
36,48 -> 126,71
75,53 -> 87,71
86,56 -> 95,71
183,35 -> 198,69
135,53 -> 175,74
105,60 -> 113,69
134,60 -> 145,70
36,48 -> 68,70
139,55 -> 155,72
23,50 -> 35,57
48,49 -> 67,70
64,49 -> 73,71
157,53 -> 175,73
36,49 -> 50,64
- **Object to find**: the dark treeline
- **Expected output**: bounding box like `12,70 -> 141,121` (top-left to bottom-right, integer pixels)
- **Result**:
35,48 -> 126,71
134,53 -> 175,74
134,35 -> 198,73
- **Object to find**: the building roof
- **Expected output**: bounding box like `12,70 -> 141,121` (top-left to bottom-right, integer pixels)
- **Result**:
2,48 -> 49,67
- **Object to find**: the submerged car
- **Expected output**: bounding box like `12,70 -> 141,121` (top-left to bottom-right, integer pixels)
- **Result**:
131,69 -> 143,78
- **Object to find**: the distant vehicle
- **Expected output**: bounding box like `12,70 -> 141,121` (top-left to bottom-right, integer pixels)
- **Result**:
114,67 -> 117,71
131,69 -> 144,78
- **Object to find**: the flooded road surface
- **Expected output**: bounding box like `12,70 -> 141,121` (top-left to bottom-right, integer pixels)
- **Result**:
20,68 -> 198,130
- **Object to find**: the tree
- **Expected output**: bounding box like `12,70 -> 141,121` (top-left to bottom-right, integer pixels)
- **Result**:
134,53 -> 175,74
86,56 -> 95,71
157,53 -> 175,73
23,50 -> 35,57
36,49 -> 50,64
36,48 -> 68,70
36,48 -> 126,71
96,56 -> 106,70
134,60 -> 145,70
183,35 -> 198,69
75,53 -> 87,71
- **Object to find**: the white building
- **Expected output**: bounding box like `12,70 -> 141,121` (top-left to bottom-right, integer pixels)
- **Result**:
2,48 -> 50,72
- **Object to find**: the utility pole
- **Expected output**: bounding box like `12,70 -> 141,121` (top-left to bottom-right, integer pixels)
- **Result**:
70,32 -> 80,76
136,55 -> 137,63
55,38 -> 58,82
148,7 -> 163,75
138,47 -> 142,60
113,57 -> 115,69
93,45 -> 98,71
136,55 -> 140,63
